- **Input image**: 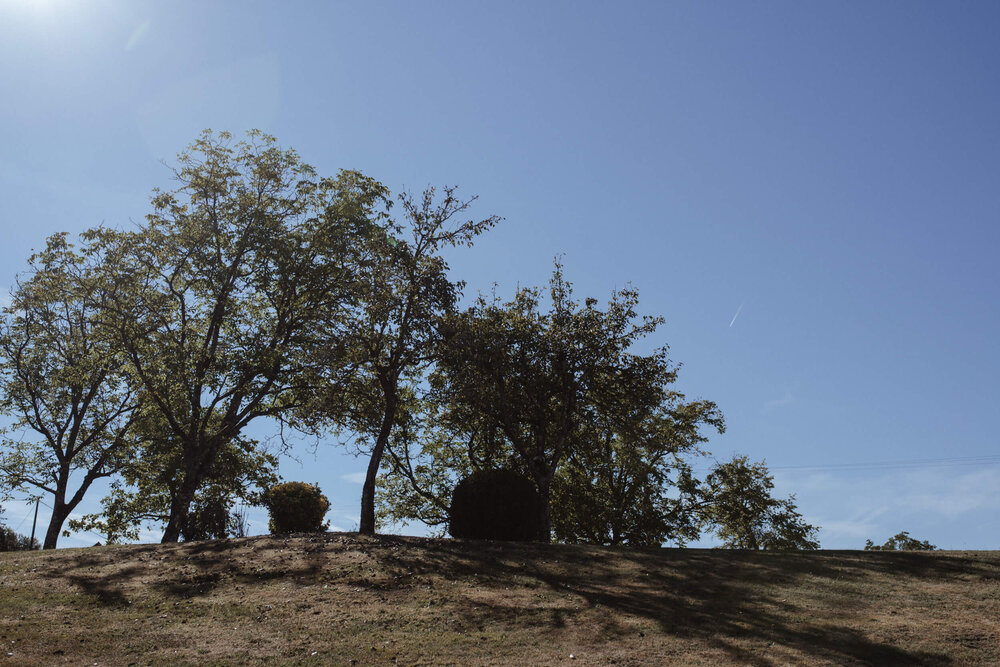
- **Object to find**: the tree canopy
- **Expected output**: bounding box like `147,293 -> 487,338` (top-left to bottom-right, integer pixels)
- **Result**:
0,233 -> 141,548
864,532 -> 936,551
380,261 -> 726,543
0,129 -> 821,550
87,130 -> 386,542
699,456 -> 819,550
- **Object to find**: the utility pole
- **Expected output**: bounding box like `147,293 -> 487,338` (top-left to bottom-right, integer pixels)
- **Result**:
29,499 -> 39,549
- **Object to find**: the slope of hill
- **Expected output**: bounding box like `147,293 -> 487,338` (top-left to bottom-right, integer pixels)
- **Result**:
0,533 -> 997,665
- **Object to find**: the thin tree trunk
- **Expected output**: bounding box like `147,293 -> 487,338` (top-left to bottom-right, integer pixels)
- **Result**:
359,394 -> 398,535
536,475 -> 552,543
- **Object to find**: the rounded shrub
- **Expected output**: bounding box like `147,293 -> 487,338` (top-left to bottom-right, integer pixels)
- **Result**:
263,482 -> 330,534
449,469 -> 544,541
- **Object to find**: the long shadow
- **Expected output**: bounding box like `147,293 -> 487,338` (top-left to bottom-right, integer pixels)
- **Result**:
357,537 -> 958,666
44,533 -> 993,665
63,564 -> 145,608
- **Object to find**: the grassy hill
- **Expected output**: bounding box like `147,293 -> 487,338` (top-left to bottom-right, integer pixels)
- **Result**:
0,533 -> 997,665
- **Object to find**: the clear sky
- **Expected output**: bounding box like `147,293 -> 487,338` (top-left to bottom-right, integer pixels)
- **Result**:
1,0 -> 998,549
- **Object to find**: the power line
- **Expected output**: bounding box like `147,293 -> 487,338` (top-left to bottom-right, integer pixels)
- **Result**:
768,455 -> 1000,473
687,454 -> 1000,475
13,508 -> 30,532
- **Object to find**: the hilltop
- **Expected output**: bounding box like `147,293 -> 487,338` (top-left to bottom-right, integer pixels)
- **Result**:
0,533 -> 997,665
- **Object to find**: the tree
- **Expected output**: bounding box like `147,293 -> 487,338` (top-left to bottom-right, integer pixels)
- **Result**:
91,130 -> 386,542
383,260 -> 718,542
345,187 -> 498,535
550,401 -> 722,546
69,431 -> 277,543
699,456 -> 819,550
0,507 -> 39,552
864,532 -> 936,551
0,233 -> 142,548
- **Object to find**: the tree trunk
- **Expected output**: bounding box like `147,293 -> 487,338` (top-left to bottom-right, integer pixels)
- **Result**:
43,466 -> 103,549
359,394 -> 398,535
161,464 -> 201,543
536,475 -> 552,543
43,499 -> 70,550
162,490 -> 193,543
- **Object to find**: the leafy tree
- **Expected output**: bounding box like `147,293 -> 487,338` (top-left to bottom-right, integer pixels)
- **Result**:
699,456 -> 819,550
70,431 -> 277,543
382,261 -> 720,542
181,496 -> 230,541
0,233 -> 142,548
90,130 -> 383,542
551,401 -> 722,546
864,531 -> 936,551
0,521 -> 39,551
345,187 -> 498,535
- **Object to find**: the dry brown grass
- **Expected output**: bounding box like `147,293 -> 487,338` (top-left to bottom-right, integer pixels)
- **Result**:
0,533 -> 997,665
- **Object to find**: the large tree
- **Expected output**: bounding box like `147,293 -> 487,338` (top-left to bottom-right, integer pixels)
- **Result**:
386,261 -> 717,541
346,187 -> 498,535
0,233 -> 142,548
92,130 -> 386,542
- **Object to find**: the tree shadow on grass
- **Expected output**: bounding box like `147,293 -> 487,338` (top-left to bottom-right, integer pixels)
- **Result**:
43,533 -> 993,665
362,537 -> 959,666
63,564 -> 144,608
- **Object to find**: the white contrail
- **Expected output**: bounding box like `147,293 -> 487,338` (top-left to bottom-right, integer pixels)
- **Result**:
729,301 -> 744,328
125,19 -> 152,52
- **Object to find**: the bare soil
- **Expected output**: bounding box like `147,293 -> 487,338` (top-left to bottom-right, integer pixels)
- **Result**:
0,533 -> 997,665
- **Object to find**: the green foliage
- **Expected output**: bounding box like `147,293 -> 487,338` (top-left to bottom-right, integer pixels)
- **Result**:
87,130 -> 385,542
0,232 -> 142,548
449,469 -> 544,541
182,496 -> 231,542
69,433 -> 277,543
339,185 -> 499,535
263,482 -> 330,534
0,507 -> 39,551
0,525 -> 39,552
864,532 -> 936,551
379,259 -> 724,544
551,400 -> 723,547
700,456 -> 819,551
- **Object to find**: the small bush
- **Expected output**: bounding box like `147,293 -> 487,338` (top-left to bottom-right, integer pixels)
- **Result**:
449,469 -> 544,541
263,482 -> 330,534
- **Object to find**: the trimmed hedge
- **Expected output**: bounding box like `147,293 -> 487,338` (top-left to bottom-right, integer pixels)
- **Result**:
263,482 -> 330,534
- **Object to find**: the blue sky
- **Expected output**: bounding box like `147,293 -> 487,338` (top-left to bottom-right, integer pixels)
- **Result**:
1,1 -> 998,549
